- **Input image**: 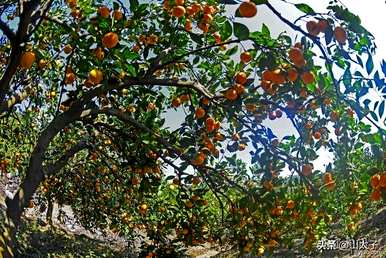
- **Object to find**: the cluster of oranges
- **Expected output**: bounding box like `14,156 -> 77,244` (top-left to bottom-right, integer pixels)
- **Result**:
223,71 -> 248,101
306,19 -> 347,44
164,1 -> 217,34
370,172 -> 386,201
323,172 -> 336,191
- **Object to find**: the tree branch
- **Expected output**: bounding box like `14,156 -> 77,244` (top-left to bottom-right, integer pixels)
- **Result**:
44,140 -> 89,176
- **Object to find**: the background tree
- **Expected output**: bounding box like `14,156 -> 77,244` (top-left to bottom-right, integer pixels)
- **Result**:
0,0 -> 385,257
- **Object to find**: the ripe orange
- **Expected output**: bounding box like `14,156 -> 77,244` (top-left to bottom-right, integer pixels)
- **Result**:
313,131 -> 321,140
286,200 -> 295,209
334,26 -> 347,44
195,107 -> 206,119
102,32 -> 119,48
185,19 -> 192,31
323,172 -> 333,183
20,51 -> 36,69
180,94 -> 189,102
94,47 -> 105,60
239,1 -> 257,18
287,68 -> 298,82
288,47 -> 304,64
66,0 -> 77,8
370,190 -> 381,201
98,6 -> 110,18
225,88 -> 238,101
301,164 -> 313,176
370,174 -> 381,189
113,9 -> 123,20
175,0 -> 184,5
172,97 -> 181,107
198,22 -> 209,33
201,98 -> 210,106
380,174 -> 386,188
202,13 -> 213,23
271,69 -> 286,84
205,117 -> 215,128
301,71 -> 315,84
234,84 -> 245,95
317,19 -> 329,32
63,44 -> 73,54
65,72 -> 76,84
88,69 -> 103,84
172,6 -> 186,18
38,59 -> 47,69
192,152 -> 205,166
203,4 -> 216,15
235,72 -> 247,84
240,51 -> 252,63
262,70 -> 274,81
191,3 -> 202,14
306,20 -> 320,36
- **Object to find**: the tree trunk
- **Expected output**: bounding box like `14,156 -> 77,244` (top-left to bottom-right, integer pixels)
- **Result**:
46,199 -> 54,225
1,210 -> 18,258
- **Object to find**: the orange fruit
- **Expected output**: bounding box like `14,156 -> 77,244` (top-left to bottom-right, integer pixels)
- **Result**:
202,13 -> 213,23
38,59 -> 47,69
301,163 -> 313,176
286,200 -> 295,209
20,51 -> 36,69
205,117 -> 215,128
88,69 -> 103,84
191,3 -> 202,14
235,72 -> 247,84
317,19 -> 329,32
239,1 -> 257,18
63,44 -> 73,54
370,174 -> 381,189
172,97 -> 181,107
288,47 -> 304,64
185,19 -> 192,31
334,26 -> 347,44
98,6 -> 110,18
192,152 -> 205,166
195,107 -> 206,119
201,98 -> 210,106
94,47 -> 105,60
172,6 -> 186,18
175,0 -> 184,5
102,32 -> 119,48
240,51 -> 252,63
301,71 -> 315,84
323,172 -> 333,183
113,9 -> 123,20
66,0 -> 77,8
313,131 -> 321,140
203,4 -> 216,15
287,68 -> 298,82
370,190 -> 381,201
271,69 -> 286,84
198,22 -> 209,33
65,72 -> 76,84
262,70 -> 274,81
326,180 -> 336,191
306,20 -> 320,36
380,174 -> 386,188
180,94 -> 189,102
225,88 -> 238,101
234,84 -> 245,95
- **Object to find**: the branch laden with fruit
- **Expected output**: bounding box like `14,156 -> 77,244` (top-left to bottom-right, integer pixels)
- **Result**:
0,0 -> 385,257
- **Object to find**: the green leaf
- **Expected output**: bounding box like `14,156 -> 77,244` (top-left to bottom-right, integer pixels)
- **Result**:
366,54 -> 374,74
220,20 -> 233,41
233,22 -> 250,40
294,3 -> 315,15
129,0 -> 139,12
261,23 -> 270,38
126,64 -> 137,76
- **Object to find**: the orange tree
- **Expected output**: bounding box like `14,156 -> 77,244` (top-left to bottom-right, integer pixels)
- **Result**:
0,0 -> 385,257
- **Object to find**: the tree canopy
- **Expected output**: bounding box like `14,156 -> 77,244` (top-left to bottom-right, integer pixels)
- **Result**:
0,0 -> 385,257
